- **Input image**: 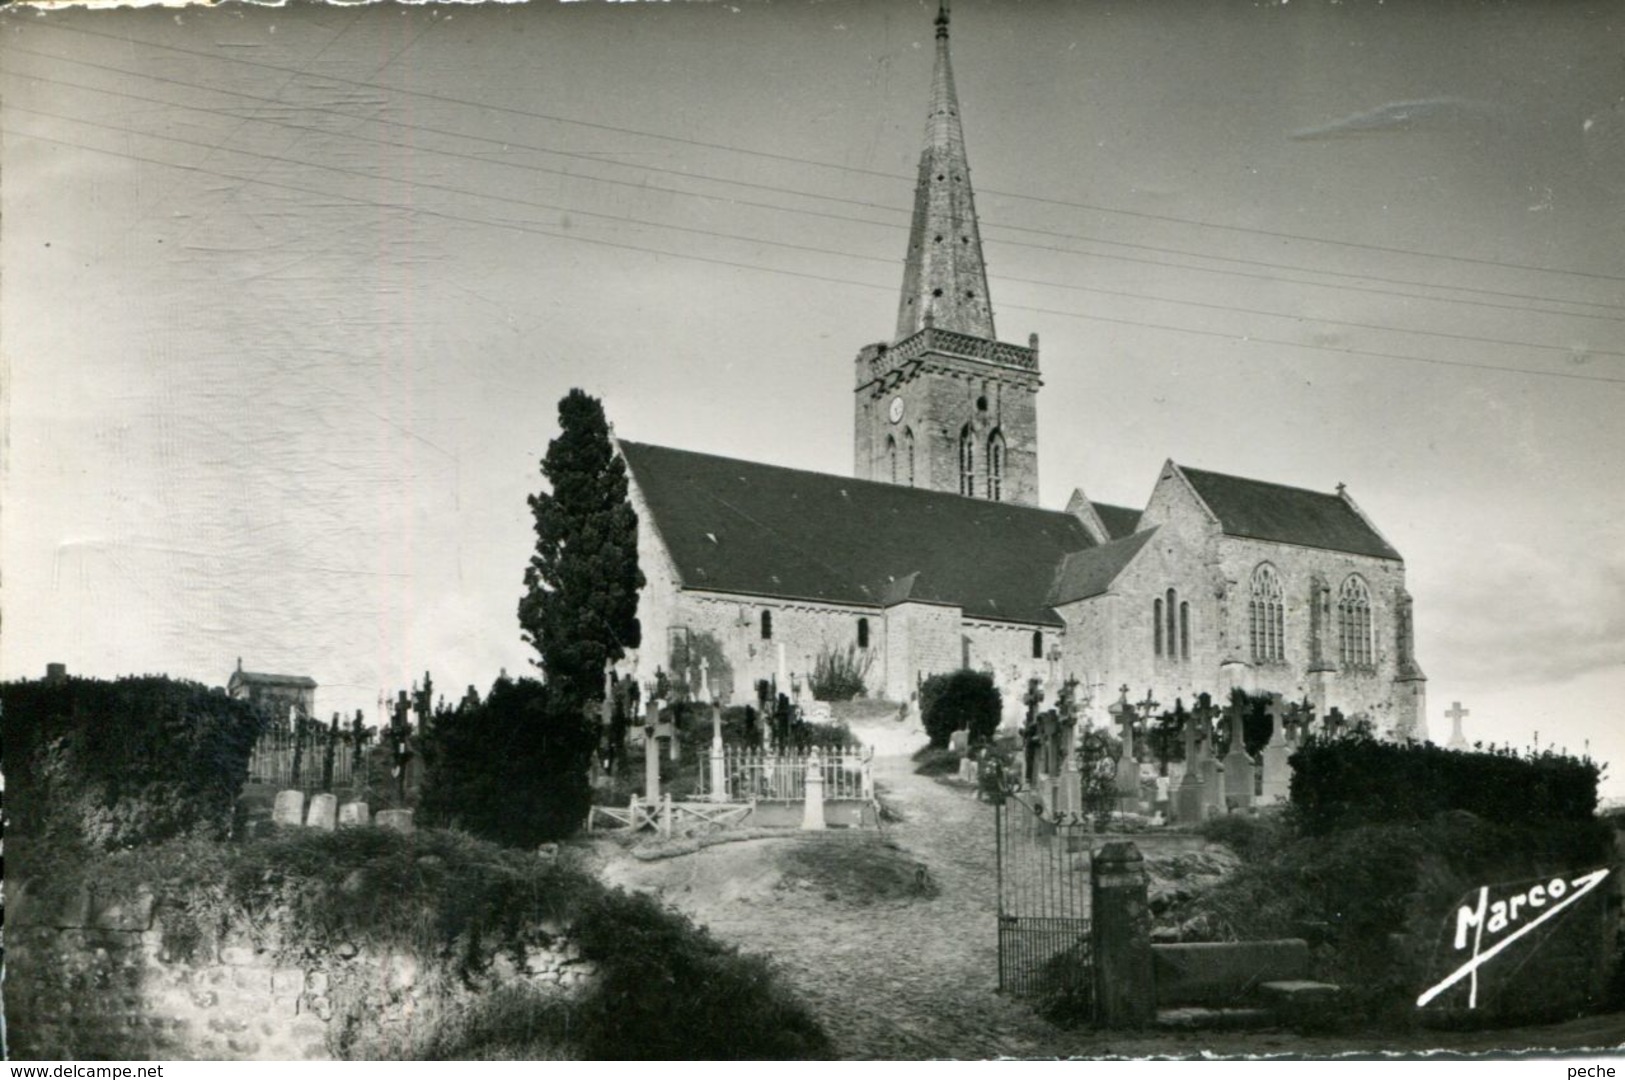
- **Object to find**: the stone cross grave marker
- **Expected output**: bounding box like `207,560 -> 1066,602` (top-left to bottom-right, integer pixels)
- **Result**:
699,655 -> 711,703
1173,700 -> 1207,824
1222,700 -> 1255,811
1113,686 -> 1142,813
1446,701 -> 1470,751
643,700 -> 678,799
709,703 -> 728,801
1259,693 -> 1291,805
1022,677 -> 1045,783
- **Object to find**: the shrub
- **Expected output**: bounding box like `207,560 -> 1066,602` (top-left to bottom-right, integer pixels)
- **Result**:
1290,732 -> 1601,835
920,669 -> 1001,748
571,888 -> 832,1058
808,643 -> 871,701
800,719 -> 860,750
1185,812 -> 1615,1026
2,674 -> 267,850
417,675 -> 595,847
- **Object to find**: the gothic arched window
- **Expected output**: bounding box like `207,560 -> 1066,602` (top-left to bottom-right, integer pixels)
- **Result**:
1154,597 -> 1164,656
904,427 -> 916,486
1032,630 -> 1043,659
1338,575 -> 1373,667
1180,601 -> 1191,660
886,434 -> 898,484
1249,563 -> 1285,663
760,610 -> 773,641
1166,588 -> 1178,659
986,430 -> 1005,501
857,617 -> 870,650
958,426 -> 975,496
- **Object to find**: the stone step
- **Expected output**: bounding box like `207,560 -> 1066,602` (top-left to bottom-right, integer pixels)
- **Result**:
1257,979 -> 1343,1024
1154,1006 -> 1276,1031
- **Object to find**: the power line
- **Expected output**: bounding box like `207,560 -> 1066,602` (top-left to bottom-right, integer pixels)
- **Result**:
10,48 -> 1622,323
30,18 -> 1625,288
14,98 -> 1622,363
8,122 -> 1624,388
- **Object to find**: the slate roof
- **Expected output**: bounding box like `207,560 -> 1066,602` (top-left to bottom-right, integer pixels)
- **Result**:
1047,528 -> 1158,606
621,441 -> 1097,626
1180,466 -> 1401,561
1094,503 -> 1142,540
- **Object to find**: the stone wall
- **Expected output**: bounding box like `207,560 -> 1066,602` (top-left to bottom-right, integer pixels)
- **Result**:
7,879 -> 595,1060
882,601 -> 963,703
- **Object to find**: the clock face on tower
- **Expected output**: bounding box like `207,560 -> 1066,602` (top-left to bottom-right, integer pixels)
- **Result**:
888,396 -> 905,424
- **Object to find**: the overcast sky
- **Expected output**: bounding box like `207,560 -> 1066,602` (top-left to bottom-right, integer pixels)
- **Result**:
4,1 -> 1622,786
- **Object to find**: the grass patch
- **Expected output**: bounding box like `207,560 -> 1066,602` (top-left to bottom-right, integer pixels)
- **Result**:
774,835 -> 938,904
911,745 -> 962,777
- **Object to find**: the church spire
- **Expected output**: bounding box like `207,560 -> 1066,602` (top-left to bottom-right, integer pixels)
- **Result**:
894,0 -> 996,342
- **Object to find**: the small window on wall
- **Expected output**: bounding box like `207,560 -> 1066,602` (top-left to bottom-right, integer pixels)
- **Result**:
1031,631 -> 1043,659
857,617 -> 870,649
1154,598 -> 1164,656
761,610 -> 773,641
1180,602 -> 1191,660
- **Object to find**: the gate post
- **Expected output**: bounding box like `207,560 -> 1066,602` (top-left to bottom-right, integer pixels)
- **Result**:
1090,841 -> 1155,1028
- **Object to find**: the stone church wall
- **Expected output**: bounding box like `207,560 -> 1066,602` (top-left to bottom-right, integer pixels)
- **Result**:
1089,525 -> 1226,712
1053,474 -> 1421,735
882,601 -> 962,703
1212,535 -> 1413,732
625,463 -> 685,686
661,590 -> 882,704
963,618 -> 1055,719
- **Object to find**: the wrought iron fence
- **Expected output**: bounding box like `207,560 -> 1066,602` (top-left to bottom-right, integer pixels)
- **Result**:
708,747 -> 873,802
245,728 -> 363,791
995,789 -> 1094,1010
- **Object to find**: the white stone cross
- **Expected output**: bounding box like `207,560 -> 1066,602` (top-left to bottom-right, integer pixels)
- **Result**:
1446,701 -> 1470,750
699,656 -> 712,703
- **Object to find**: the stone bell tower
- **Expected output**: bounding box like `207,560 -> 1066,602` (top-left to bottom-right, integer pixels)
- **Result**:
853,0 -> 1041,506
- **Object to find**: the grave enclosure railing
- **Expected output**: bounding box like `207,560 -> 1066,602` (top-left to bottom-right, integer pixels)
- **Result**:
245,728 -> 362,792
708,747 -> 873,803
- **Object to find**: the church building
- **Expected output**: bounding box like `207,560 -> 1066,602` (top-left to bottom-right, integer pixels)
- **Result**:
616,5 -> 1427,737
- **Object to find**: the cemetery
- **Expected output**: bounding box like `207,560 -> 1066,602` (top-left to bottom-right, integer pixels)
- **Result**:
8,643 -> 1624,1059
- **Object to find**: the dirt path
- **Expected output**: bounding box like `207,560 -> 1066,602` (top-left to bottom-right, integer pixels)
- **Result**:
592,714 -> 1625,1058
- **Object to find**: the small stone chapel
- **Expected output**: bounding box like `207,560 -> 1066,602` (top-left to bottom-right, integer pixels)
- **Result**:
614,4 -> 1427,739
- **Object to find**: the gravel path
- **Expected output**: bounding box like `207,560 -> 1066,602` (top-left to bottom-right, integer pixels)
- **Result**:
595,715 -> 1625,1059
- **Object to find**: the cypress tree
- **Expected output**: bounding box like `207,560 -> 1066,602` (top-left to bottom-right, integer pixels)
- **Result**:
518,389 -> 645,707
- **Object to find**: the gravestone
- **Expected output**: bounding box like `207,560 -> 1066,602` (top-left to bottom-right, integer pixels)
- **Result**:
708,704 -> 728,802
1258,694 -> 1292,805
643,700 -> 674,799
306,793 -> 338,831
376,809 -> 414,832
338,801 -> 370,828
1114,705 -> 1142,814
273,790 -> 306,827
950,729 -> 969,754
1222,711 -> 1255,812
801,749 -> 826,831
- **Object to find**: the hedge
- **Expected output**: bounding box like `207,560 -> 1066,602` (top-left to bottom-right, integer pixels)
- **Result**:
2,674 -> 267,850
1290,733 -> 1600,835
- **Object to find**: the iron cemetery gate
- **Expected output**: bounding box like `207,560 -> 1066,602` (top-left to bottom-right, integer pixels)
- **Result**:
994,788 -> 1094,1008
